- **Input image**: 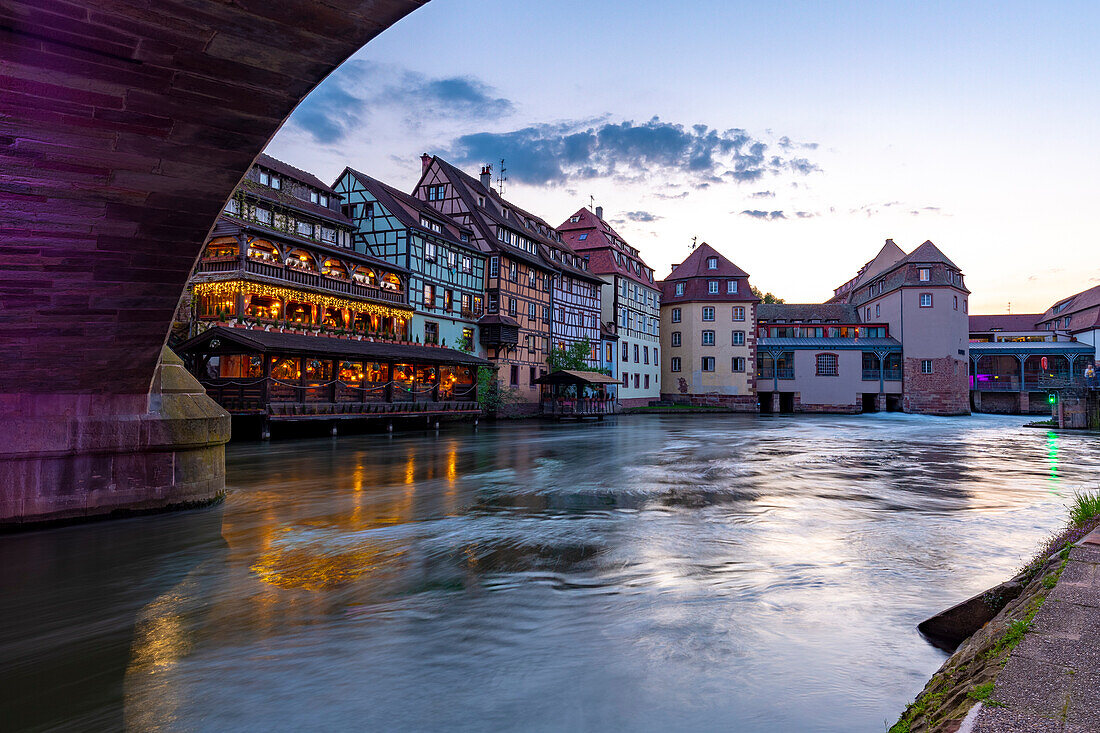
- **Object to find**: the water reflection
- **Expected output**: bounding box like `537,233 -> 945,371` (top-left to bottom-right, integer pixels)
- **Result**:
3,413 -> 1098,732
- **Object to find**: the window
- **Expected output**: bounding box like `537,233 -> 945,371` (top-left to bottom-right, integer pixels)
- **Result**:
816,353 -> 839,376
732,330 -> 745,346
671,331 -> 681,347
424,321 -> 438,345
919,293 -> 933,308
258,170 -> 270,186
727,280 -> 738,294
671,357 -> 682,372
876,304 -> 881,317
634,374 -> 640,389
424,240 -> 437,261
489,256 -> 500,278
919,268 -> 930,282
320,227 -> 336,243
224,198 -> 239,216
578,233 -> 588,240
622,372 -> 629,387
510,365 -> 519,385
921,359 -> 934,374
528,301 -> 536,318
487,292 -> 499,312
701,357 -> 715,372
509,262 -> 517,281
643,347 -> 649,364
461,292 -> 470,313
297,221 -> 313,237
427,184 -> 446,201
702,306 -> 715,321
634,344 -> 640,362
732,357 -> 745,372
707,257 -> 718,270
622,343 -> 629,362
675,282 -> 685,296
309,191 -> 319,204
443,290 -> 454,312
671,308 -> 681,323
605,343 -> 613,362
702,330 -> 715,345
528,268 -> 536,287
508,298 -> 517,316
708,280 -> 719,294
530,366 -> 536,385
255,207 -> 271,225
423,284 -> 434,308
732,306 -> 745,322
953,295 -> 958,310
644,374 -> 650,389
654,348 -> 658,366
462,256 -> 472,273
542,305 -> 550,323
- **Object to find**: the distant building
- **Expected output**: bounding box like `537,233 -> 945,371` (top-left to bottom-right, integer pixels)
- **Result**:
659,243 -> 757,408
830,239 -> 971,415
559,206 -> 661,405
1036,284 -> 1100,353
969,314 -> 1050,342
333,167 -> 486,354
755,303 -> 902,413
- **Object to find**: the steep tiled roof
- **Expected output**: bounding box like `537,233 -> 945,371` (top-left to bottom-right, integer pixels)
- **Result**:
667,242 -> 749,278
341,167 -> 474,251
257,153 -> 335,194
425,157 -> 600,282
757,303 -> 861,322
900,240 -> 961,270
240,178 -> 352,227
969,314 -> 1043,332
1038,284 -> 1100,332
557,207 -> 658,290
830,239 -> 967,304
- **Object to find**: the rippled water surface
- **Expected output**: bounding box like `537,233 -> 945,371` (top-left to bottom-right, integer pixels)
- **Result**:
3,414 -> 1098,732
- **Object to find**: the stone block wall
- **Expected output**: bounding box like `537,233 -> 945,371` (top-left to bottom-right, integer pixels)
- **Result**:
903,357 -> 971,415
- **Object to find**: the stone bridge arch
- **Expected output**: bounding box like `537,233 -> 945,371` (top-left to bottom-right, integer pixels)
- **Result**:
1,0 -> 427,524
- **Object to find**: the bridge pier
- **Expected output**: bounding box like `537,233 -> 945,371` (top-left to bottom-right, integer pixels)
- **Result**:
0,349 -> 230,527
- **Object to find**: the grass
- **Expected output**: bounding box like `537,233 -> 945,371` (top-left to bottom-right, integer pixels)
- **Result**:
968,682 -> 995,701
1069,490 -> 1100,528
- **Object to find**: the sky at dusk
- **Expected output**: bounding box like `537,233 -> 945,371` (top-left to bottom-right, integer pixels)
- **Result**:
266,0 -> 1100,313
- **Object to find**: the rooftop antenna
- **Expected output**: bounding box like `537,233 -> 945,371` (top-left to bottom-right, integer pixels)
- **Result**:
691,236 -> 698,250
1007,301 -> 1012,314
497,158 -> 507,196
589,194 -> 595,211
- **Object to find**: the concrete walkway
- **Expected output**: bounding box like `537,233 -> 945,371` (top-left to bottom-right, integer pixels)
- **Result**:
971,528 -> 1100,732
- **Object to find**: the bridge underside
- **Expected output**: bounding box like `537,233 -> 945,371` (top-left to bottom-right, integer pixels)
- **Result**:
0,0 -> 426,525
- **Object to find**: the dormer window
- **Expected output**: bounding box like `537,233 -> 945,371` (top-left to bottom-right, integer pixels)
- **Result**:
578,234 -> 588,241
727,280 -> 738,294
707,257 -> 718,270
477,196 -> 485,207
919,267 -> 931,282
675,282 -> 685,296
708,280 -> 719,294
570,216 -> 580,223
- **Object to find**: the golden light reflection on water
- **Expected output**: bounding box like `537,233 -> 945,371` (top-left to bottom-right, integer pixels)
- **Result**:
250,544 -> 405,591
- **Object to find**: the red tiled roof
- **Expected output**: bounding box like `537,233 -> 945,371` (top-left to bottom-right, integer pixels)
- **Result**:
557,207 -> 658,290
659,243 -> 755,303
1038,284 -> 1100,332
969,314 -> 1043,332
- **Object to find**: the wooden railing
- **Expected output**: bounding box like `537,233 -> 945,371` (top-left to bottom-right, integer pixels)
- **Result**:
195,258 -> 406,304
970,376 -> 1087,392
541,399 -> 619,417
201,378 -> 477,415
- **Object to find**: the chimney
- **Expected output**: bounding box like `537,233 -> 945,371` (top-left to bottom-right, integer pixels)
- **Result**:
595,205 -> 603,220
480,165 -> 492,190
421,153 -> 431,174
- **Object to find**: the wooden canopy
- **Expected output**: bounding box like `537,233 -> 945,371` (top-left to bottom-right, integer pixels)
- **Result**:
534,369 -> 620,386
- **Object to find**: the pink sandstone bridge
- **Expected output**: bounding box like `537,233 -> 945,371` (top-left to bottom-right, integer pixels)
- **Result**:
1,0 -> 427,525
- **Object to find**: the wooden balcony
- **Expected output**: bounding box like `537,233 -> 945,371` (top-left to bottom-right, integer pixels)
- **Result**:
196,257 -> 405,304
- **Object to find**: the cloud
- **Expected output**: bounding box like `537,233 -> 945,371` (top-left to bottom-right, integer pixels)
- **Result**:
623,210 -> 662,222
444,117 -> 821,187
289,60 -> 515,144
794,211 -> 817,218
909,206 -> 942,216
749,191 -> 775,199
740,209 -> 787,220
654,190 -> 690,200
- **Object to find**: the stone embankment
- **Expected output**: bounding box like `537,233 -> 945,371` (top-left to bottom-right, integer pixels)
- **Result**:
891,519 -> 1100,733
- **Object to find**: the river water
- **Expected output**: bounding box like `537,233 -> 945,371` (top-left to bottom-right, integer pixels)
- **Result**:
2,413 -> 1098,732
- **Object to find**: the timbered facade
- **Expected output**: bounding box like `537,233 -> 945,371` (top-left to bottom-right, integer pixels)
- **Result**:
333,168 -> 486,355
560,207 -> 661,405
186,154 -> 413,342
413,155 -> 563,409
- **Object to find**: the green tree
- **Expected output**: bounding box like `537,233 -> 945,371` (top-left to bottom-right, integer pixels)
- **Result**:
476,366 -> 518,415
751,285 -> 785,304
548,338 -> 595,372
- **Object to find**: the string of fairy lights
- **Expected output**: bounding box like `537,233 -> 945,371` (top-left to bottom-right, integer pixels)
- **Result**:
193,280 -> 411,320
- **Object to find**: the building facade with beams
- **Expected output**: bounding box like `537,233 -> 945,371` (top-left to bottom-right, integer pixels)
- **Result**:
333,168 -> 486,355
412,155 -> 602,411
829,239 -> 971,415
184,154 -> 413,343
1036,284 -> 1100,353
560,206 -> 661,406
659,243 -> 758,408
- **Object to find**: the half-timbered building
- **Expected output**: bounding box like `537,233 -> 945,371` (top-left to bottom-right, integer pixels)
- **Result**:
560,206 -> 661,405
412,155 -> 562,411
333,167 -> 486,355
